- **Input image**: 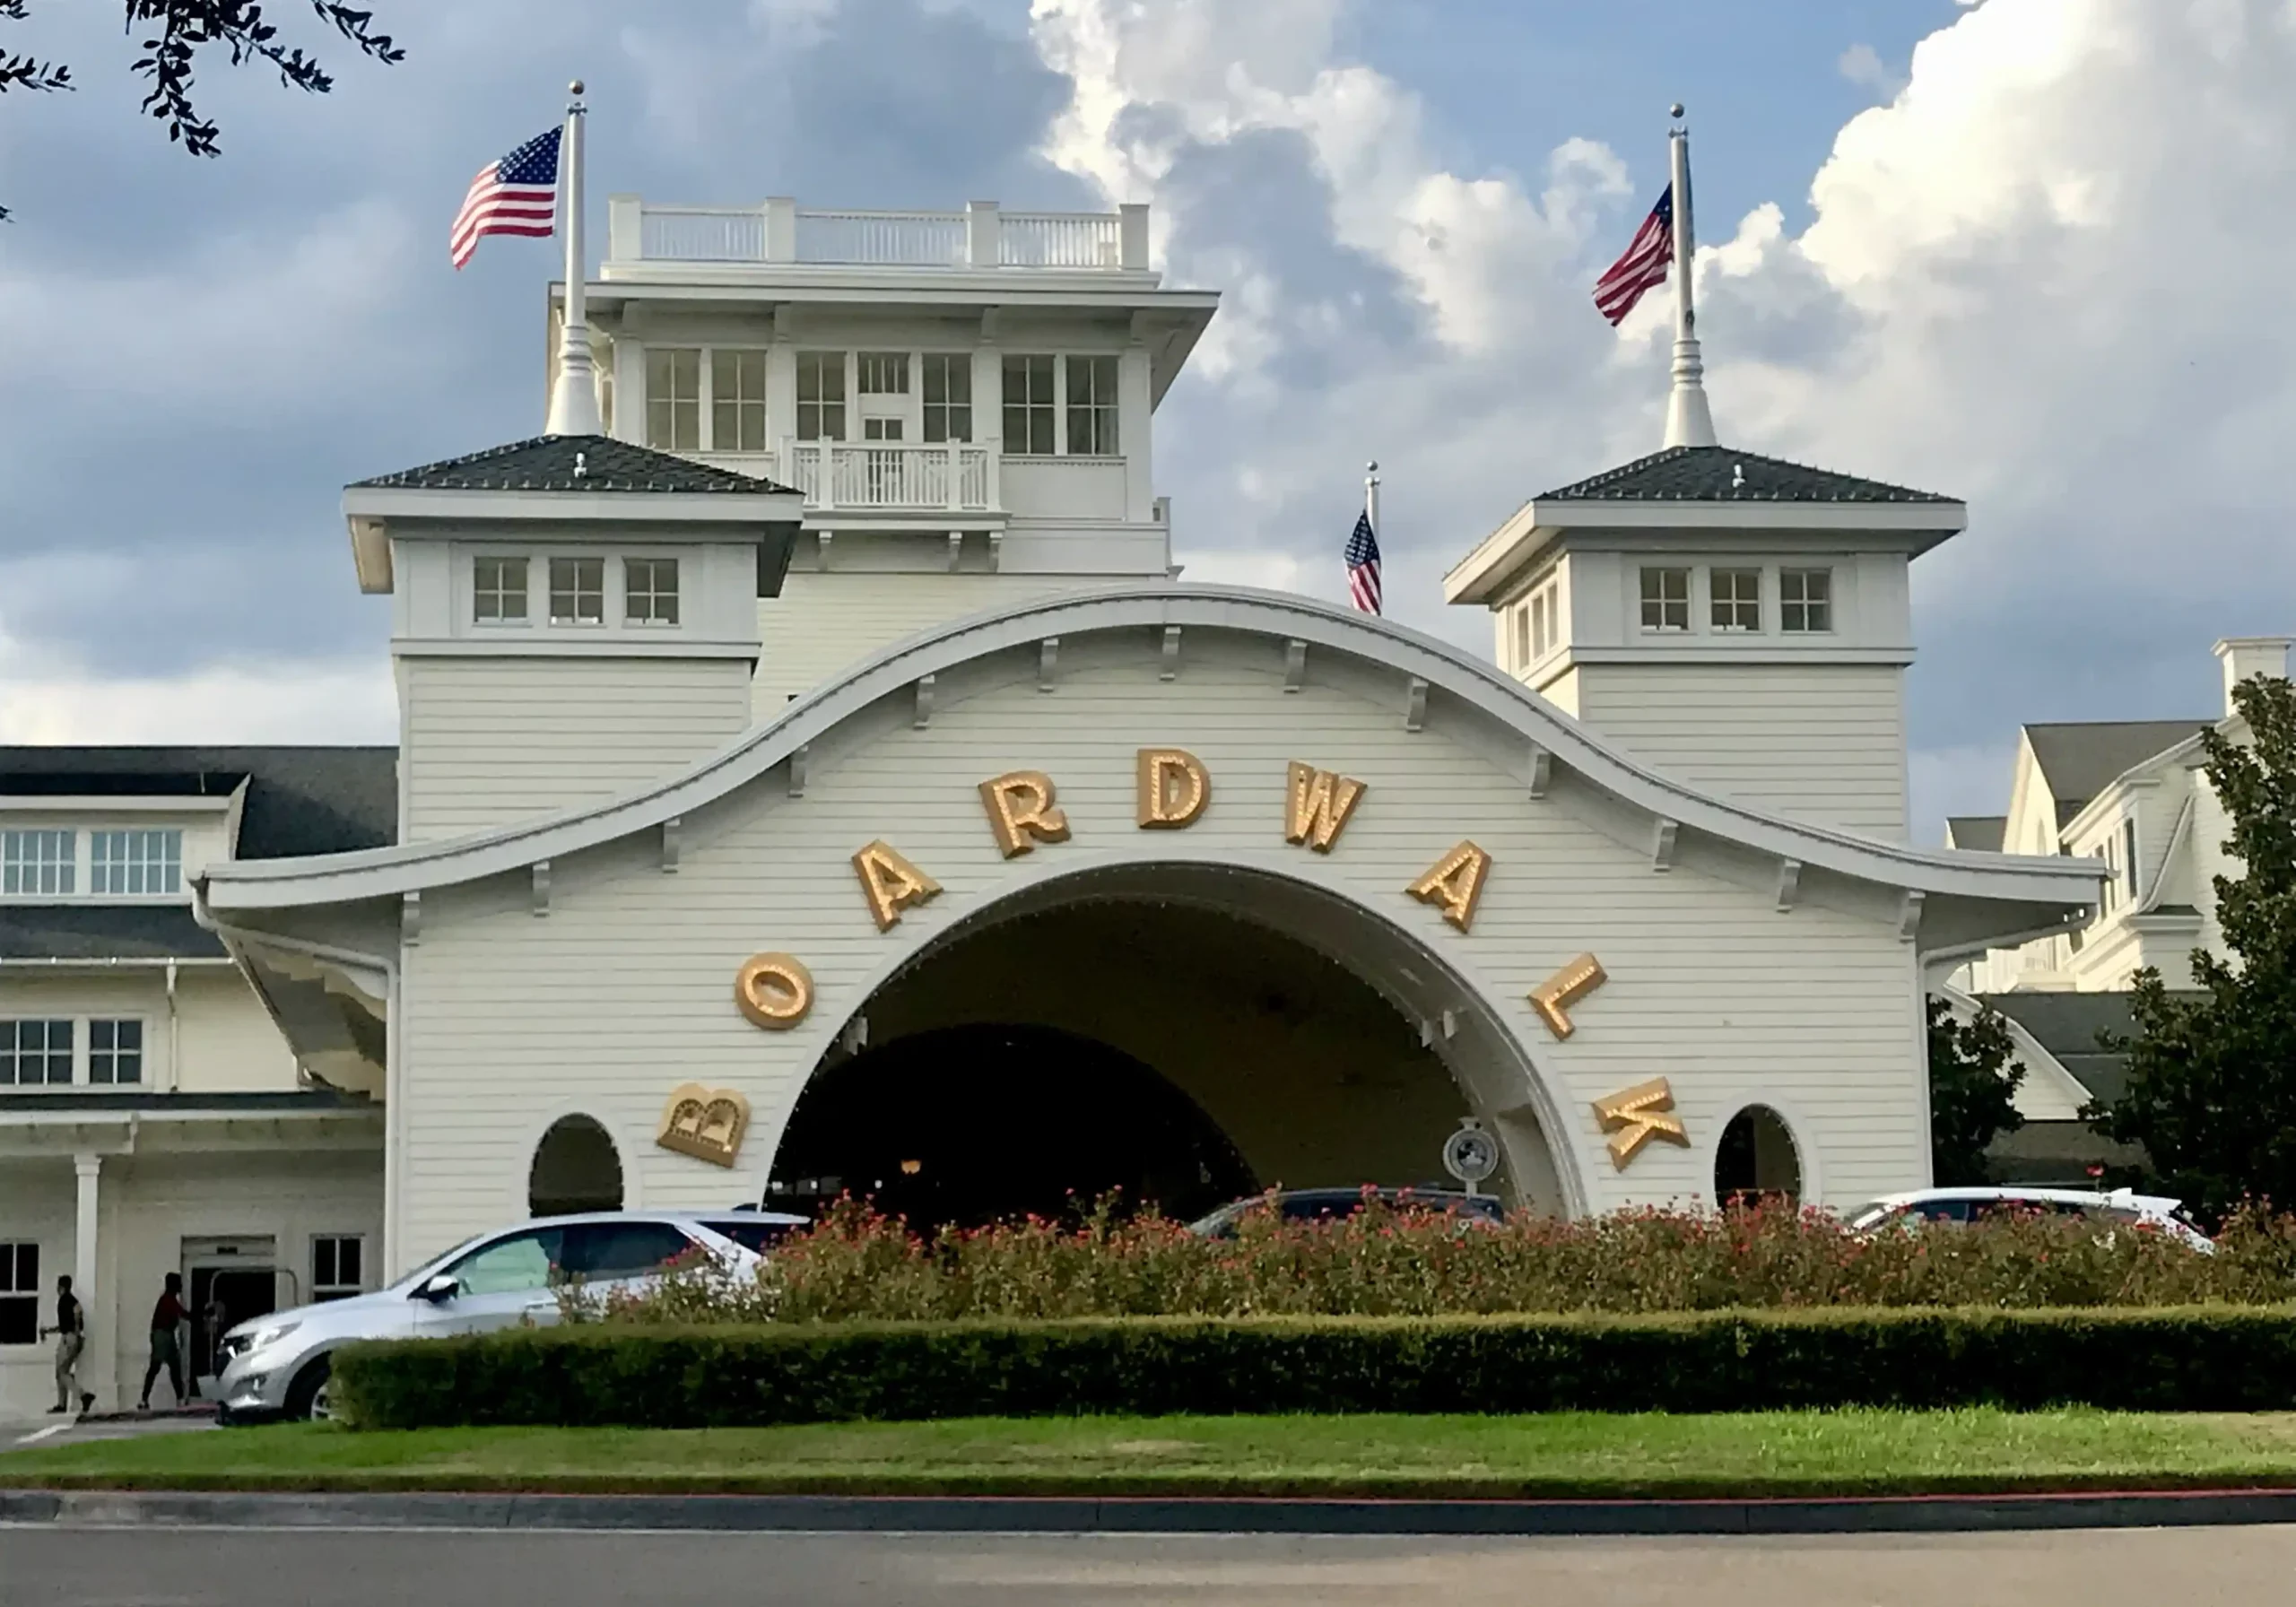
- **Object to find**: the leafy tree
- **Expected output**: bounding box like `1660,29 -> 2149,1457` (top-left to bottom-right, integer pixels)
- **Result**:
2093,674 -> 2296,1221
1,2 -> 401,221
1927,995 -> 2026,1186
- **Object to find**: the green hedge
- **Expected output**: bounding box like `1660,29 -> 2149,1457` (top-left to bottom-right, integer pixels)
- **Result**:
333,1306 -> 2296,1429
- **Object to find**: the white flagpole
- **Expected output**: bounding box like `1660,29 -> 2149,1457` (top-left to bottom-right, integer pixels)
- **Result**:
544,79 -> 604,438
1365,459 -> 1380,535
1660,102 -> 1718,449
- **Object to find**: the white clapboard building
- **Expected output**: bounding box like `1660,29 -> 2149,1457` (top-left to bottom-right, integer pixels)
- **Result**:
1,175 -> 2100,1417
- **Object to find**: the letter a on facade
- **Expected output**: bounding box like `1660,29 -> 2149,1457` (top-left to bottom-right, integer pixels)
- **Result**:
851,840 -> 943,931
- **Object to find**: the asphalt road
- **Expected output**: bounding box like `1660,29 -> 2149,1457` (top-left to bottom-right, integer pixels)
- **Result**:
3,1524 -> 2293,1606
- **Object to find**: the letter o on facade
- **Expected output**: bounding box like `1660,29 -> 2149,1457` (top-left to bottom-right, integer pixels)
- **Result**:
735,952 -> 814,1029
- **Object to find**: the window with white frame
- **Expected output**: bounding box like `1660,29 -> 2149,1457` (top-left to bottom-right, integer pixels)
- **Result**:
1065,355 -> 1120,456
312,1235 -> 364,1301
89,1019 -> 143,1084
548,558 -> 605,625
2121,819 -> 2140,902
0,1020 -> 72,1087
1532,586 -> 1559,659
474,556 -> 529,623
1710,568 -> 1761,632
623,558 -> 680,626
922,354 -> 972,443
645,348 -> 701,452
2,830 -> 74,896
1781,568 -> 1833,633
796,352 -> 848,441
0,1243 -> 36,1345
2099,836 -> 2119,914
858,352 -> 909,397
1639,567 -> 1691,632
1002,355 -> 1056,454
1510,602 -> 1530,669
710,350 -> 769,453
91,830 -> 180,896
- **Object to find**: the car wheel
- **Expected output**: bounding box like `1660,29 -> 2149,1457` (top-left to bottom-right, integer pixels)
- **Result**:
284,1357 -> 334,1422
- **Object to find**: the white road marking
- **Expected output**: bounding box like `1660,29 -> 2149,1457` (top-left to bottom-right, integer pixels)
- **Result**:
11,1423 -> 70,1446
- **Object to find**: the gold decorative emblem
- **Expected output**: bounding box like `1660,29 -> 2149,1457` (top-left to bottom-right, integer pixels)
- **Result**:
1283,762 -> 1367,852
657,1083 -> 751,1168
851,839 -> 942,931
978,770 -> 1072,858
1592,1078 -> 1689,1168
1528,951 -> 1607,1039
1406,840 -> 1492,931
1136,748 -> 1210,829
734,952 -> 813,1030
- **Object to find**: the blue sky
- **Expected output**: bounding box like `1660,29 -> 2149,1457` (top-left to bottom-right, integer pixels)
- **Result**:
1,0 -> 2280,840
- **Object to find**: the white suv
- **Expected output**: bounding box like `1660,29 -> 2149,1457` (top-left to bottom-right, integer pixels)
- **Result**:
215,1209 -> 804,1421
1844,1186 -> 2214,1253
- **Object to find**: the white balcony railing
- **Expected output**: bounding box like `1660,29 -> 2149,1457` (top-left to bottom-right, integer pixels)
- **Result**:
786,441 -> 996,512
612,196 -> 1150,273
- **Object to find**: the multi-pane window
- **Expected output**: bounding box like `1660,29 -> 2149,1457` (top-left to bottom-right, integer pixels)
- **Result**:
474,557 -> 529,623
91,830 -> 181,896
1530,587 -> 1558,659
862,417 -> 905,442
1002,355 -> 1057,455
857,352 -> 909,396
645,348 -> 701,453
548,558 -> 605,625
922,354 -> 972,443
0,1243 -> 36,1345
1,1021 -> 73,1086
796,352 -> 847,441
1510,603 -> 1530,669
624,558 -> 680,626
1711,569 -> 1761,632
1065,355 -> 1120,456
89,1019 -> 143,1085
2122,819 -> 2141,900
1639,567 -> 1691,632
710,351 -> 768,453
2,830 -> 74,896
1781,568 -> 1833,633
313,1236 -> 364,1302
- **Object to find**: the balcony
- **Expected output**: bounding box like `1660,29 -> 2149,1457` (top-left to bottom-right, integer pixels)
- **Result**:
605,197 -> 1152,274
688,442 -> 1131,523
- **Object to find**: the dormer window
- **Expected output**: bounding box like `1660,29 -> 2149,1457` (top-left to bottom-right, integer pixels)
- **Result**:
1711,569 -> 1761,632
1639,567 -> 1690,632
1781,569 -> 1833,633
91,830 -> 181,896
474,557 -> 530,623
624,558 -> 681,626
549,558 -> 605,625
2,830 -> 74,896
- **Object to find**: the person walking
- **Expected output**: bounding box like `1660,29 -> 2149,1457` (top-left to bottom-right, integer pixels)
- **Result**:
39,1274 -> 94,1415
198,1288 -> 229,1398
137,1273 -> 189,1411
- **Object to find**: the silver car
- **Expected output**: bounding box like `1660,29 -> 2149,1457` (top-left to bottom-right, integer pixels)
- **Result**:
214,1209 -> 806,1421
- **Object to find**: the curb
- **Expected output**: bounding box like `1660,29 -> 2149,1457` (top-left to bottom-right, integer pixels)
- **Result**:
8,1486 -> 2296,1536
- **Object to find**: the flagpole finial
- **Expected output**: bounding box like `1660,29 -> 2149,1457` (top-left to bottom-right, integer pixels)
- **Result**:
570,79 -> 585,98
1670,101 -> 1684,120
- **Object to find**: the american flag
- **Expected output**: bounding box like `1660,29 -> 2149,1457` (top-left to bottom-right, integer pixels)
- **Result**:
450,126 -> 562,269
1593,185 -> 1674,326
1344,508 -> 1382,615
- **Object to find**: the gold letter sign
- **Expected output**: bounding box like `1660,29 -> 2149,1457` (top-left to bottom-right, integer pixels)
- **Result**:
1528,951 -> 1607,1040
978,770 -> 1071,858
1406,840 -> 1492,931
1136,748 -> 1211,829
734,952 -> 813,1030
1592,1078 -> 1689,1169
852,840 -> 942,931
1283,761 -> 1367,852
657,1082 -> 752,1168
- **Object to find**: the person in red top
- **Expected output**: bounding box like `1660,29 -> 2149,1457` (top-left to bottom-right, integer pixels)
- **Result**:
138,1273 -> 189,1411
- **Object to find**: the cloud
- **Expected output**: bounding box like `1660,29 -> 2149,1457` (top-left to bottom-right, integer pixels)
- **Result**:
1836,43 -> 1907,98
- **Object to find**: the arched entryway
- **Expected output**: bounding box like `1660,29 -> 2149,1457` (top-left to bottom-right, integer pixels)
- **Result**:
1715,1104 -> 1803,1205
529,1113 -> 623,1217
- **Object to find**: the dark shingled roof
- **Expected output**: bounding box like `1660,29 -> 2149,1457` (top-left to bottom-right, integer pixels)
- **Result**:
0,905 -> 226,960
0,1088 -> 377,1114
1979,990 -> 2200,1107
2024,721 -> 2210,821
1538,445 -> 1958,505
1946,815 -> 2007,853
1,745 -> 396,859
352,434 -> 796,496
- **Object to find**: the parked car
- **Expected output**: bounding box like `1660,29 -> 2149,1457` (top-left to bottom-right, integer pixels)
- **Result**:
214,1209 -> 804,1422
1843,1186 -> 2214,1253
1185,1186 -> 1505,1238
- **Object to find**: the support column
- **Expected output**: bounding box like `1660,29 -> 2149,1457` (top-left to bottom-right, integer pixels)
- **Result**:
73,1152 -> 103,1407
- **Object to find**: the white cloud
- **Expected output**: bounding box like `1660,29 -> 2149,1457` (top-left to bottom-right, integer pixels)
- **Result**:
1837,43 -> 1906,98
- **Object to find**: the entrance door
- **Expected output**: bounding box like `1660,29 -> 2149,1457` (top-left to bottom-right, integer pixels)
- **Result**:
182,1237 -> 279,1397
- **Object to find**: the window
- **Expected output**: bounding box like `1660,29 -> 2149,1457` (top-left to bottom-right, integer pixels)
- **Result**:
312,1235 -> 364,1301
644,348 -> 701,452
1065,355 -> 1120,456
91,830 -> 180,896
710,350 -> 768,453
922,354 -> 972,443
447,1227 -> 567,1296
796,352 -> 847,441
2122,818 -> 2141,899
1639,567 -> 1691,632
1,1020 -> 73,1086
862,417 -> 905,442
474,556 -> 529,623
699,1218 -> 804,1256
623,558 -> 680,626
1003,355 -> 1056,454
566,1220 -> 695,1280
1531,586 -> 1558,659
2,830 -> 74,896
1781,568 -> 1833,633
857,352 -> 909,396
1711,568 -> 1761,632
0,1243 -> 36,1345
548,558 -> 605,625
89,1019 -> 142,1085
1510,603 -> 1530,668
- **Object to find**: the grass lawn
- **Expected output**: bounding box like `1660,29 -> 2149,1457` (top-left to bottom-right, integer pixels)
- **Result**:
9,1411 -> 2296,1498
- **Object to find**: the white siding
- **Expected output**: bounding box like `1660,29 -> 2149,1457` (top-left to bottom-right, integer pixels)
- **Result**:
0,969 -> 297,1093
173,969 -> 300,1092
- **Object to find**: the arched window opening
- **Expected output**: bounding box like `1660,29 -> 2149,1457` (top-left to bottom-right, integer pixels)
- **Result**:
1715,1104 -> 1802,1207
528,1114 -> 624,1218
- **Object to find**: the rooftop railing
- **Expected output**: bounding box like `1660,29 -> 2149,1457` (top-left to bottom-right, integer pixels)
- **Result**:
606,196 -> 1150,272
